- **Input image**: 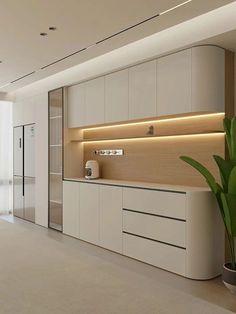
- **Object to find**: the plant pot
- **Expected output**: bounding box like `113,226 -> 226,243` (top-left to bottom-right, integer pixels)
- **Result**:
222,263 -> 236,293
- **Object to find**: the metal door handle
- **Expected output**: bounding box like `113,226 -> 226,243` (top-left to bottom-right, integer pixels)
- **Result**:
19,138 -> 21,148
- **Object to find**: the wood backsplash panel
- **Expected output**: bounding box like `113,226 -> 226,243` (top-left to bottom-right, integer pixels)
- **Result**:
64,128 -> 84,178
83,134 -> 225,186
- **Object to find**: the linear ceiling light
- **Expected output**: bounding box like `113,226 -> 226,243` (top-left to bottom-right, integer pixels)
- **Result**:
159,0 -> 192,16
2,0 -> 193,87
40,0 -> 193,70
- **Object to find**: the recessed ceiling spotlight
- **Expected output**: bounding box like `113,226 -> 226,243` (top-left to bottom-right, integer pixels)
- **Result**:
49,26 -> 57,31
40,32 -> 48,36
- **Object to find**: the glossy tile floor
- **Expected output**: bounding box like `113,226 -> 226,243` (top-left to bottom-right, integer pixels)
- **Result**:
0,215 -> 235,314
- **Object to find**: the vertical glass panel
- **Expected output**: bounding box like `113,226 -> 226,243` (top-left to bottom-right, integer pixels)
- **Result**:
48,88 -> 63,231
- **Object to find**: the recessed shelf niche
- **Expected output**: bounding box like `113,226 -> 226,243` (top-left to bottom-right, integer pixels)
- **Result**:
64,112 -> 225,187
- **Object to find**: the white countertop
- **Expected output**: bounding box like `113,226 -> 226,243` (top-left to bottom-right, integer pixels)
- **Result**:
64,177 -> 211,193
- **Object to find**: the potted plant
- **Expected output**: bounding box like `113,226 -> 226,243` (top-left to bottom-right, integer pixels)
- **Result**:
180,117 -> 236,293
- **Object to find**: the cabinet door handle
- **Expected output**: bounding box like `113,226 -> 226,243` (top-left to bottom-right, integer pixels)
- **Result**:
19,138 -> 21,148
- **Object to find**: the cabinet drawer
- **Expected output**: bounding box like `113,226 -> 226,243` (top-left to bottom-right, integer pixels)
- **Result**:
123,188 -> 186,220
123,210 -> 186,248
123,233 -> 186,276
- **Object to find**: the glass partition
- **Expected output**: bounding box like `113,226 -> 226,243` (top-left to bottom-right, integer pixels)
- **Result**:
48,88 -> 63,231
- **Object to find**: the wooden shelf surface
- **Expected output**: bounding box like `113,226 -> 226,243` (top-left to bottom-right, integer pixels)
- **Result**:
71,131 -> 224,143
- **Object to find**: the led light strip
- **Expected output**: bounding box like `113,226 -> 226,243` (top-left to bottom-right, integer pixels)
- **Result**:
82,113 -> 225,131
0,0 -> 193,89
82,132 -> 224,144
159,0 -> 192,16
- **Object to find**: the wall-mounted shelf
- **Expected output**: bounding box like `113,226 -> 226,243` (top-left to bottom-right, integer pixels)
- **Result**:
50,144 -> 62,147
71,131 -> 224,144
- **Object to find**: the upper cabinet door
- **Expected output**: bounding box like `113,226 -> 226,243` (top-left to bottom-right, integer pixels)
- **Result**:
191,46 -> 225,113
157,50 -> 191,116
129,60 -> 157,120
105,69 -> 129,123
85,77 -> 105,126
67,83 -> 85,128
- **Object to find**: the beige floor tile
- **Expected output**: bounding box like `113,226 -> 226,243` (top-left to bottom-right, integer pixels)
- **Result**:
0,216 -> 235,314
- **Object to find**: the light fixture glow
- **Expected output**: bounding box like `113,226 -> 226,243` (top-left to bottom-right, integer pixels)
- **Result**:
0,82 -> 11,89
82,113 -> 225,132
159,0 -> 192,16
82,132 -> 224,144
86,43 -> 97,50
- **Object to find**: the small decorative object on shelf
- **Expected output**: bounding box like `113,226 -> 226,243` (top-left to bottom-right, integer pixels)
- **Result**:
146,125 -> 154,136
180,117 -> 236,293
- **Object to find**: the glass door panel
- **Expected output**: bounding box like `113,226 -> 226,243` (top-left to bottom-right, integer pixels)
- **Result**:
48,88 -> 63,231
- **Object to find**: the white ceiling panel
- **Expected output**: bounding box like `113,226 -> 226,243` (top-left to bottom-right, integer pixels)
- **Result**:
0,0 -> 234,91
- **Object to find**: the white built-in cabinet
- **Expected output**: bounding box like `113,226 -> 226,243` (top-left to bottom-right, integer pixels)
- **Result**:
157,49 -> 191,115
63,181 -> 80,238
84,77 -> 105,126
100,185 -> 123,253
67,46 -> 225,128
63,180 -> 224,280
105,69 -> 129,123
191,46 -> 225,112
67,84 -> 85,128
79,183 -> 100,245
63,181 -> 123,252
128,60 -> 157,119
67,77 -> 105,127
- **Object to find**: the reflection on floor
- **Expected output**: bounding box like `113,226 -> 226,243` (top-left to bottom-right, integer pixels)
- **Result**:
0,214 -> 14,223
0,215 -> 235,314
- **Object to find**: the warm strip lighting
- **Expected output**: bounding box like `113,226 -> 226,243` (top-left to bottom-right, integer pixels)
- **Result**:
82,132 -> 224,144
82,113 -> 225,131
159,0 -> 192,16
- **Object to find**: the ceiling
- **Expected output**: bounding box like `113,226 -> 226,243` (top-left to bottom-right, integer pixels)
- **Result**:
0,0 -> 235,92
198,29 -> 236,52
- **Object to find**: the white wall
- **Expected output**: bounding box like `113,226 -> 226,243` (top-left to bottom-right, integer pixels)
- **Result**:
0,101 -> 13,213
13,93 -> 48,227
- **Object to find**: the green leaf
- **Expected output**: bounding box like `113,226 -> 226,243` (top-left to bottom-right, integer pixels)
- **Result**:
228,166 -> 236,195
223,118 -> 232,159
221,193 -> 232,236
213,155 -> 234,192
180,156 -> 221,194
231,117 -> 236,162
227,194 -> 236,237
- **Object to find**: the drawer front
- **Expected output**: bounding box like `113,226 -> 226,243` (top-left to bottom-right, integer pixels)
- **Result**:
123,210 -> 186,248
123,233 -> 186,276
123,188 -> 186,220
